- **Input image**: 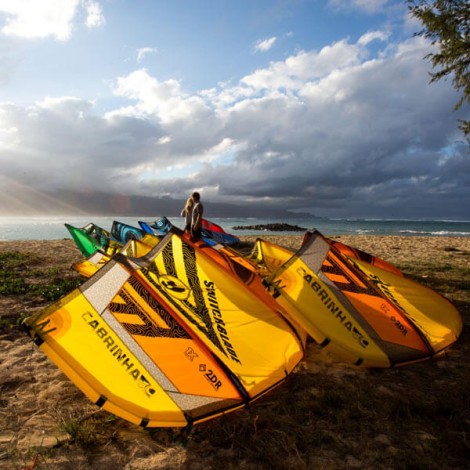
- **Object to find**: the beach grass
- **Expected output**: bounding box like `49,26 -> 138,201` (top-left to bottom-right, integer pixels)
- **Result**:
0,235 -> 469,469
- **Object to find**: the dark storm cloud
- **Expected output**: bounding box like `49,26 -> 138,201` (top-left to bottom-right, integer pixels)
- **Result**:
1,35 -> 468,218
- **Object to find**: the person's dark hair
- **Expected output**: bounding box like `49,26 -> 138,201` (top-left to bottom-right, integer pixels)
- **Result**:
191,192 -> 200,201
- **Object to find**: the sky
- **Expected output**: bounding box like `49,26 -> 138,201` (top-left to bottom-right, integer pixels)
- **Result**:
0,0 -> 469,219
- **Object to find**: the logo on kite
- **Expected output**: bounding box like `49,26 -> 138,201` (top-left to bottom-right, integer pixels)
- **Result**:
184,347 -> 199,362
157,275 -> 190,300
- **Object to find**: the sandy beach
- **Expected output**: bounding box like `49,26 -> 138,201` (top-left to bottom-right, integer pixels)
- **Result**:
1,235 -> 469,469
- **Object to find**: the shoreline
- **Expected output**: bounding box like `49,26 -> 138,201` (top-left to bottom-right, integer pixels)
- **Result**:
1,234 -> 470,267
1,216 -> 469,242
238,234 -> 470,266
0,233 -> 470,255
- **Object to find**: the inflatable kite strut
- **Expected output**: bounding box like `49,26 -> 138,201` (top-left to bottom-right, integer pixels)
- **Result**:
261,230 -> 462,368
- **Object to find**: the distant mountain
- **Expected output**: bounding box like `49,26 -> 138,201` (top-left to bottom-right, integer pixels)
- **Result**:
53,190 -> 315,218
0,187 -> 317,219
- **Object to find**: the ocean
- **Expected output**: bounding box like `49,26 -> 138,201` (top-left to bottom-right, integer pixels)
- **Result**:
0,216 -> 469,241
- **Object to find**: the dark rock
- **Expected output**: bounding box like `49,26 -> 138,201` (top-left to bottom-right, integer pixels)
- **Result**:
232,223 -> 307,232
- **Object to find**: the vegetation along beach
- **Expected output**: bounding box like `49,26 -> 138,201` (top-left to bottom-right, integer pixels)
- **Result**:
1,234 -> 469,469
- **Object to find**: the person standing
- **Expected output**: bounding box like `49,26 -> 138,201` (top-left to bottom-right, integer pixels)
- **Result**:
190,192 -> 203,241
180,196 -> 194,233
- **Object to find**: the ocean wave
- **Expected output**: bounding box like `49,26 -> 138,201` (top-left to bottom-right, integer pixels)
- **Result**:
399,230 -> 470,236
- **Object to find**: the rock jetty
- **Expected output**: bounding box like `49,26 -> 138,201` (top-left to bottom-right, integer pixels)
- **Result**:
232,223 -> 307,232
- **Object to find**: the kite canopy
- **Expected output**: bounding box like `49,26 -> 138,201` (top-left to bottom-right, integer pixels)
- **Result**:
66,223 -> 160,261
24,220 -> 463,429
140,217 -> 240,246
263,230 -> 462,368
139,217 -> 173,237
23,231 -> 304,428
201,219 -> 240,245
65,223 -> 120,258
111,220 -> 147,243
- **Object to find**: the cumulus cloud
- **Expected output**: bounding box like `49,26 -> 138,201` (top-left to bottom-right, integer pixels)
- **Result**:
0,33 -> 468,218
111,69 -> 213,127
0,0 -> 104,41
84,1 -> 105,29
